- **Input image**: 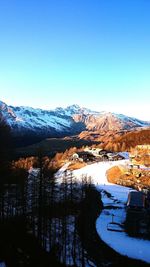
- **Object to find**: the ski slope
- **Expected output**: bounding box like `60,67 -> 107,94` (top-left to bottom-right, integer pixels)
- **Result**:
72,160 -> 150,263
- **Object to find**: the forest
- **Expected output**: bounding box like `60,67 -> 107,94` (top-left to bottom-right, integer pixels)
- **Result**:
0,114 -> 103,267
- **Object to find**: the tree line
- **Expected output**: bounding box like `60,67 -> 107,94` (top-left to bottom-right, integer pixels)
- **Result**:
0,116 -> 98,266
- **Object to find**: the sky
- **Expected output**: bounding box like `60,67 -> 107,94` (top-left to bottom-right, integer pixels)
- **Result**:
0,0 -> 150,120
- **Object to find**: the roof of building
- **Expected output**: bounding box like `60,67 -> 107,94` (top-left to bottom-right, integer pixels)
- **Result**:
127,191 -> 145,208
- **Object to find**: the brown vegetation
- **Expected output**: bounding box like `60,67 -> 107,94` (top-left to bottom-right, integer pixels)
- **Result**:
130,145 -> 150,166
79,128 -> 150,152
106,166 -> 123,183
68,161 -> 86,170
104,129 -> 150,152
107,165 -> 150,189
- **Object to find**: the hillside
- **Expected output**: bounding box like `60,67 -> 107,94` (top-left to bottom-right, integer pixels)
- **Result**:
74,112 -> 148,131
103,128 -> 150,151
15,136 -> 100,157
0,100 -> 149,147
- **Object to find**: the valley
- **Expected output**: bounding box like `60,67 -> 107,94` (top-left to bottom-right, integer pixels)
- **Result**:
1,1 -> 150,266
0,100 -> 150,267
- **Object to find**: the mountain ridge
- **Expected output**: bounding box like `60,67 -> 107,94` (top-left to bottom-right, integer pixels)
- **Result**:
0,100 -> 149,146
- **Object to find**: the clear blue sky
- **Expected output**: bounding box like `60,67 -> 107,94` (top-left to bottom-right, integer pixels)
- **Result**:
0,0 -> 150,120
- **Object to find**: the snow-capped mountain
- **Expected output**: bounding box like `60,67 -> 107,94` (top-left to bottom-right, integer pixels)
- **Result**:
0,100 -> 149,145
73,112 -> 149,131
0,101 -> 85,137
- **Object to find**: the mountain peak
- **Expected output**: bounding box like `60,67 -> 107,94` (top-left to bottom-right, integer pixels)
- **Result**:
0,100 -> 149,146
66,104 -> 81,110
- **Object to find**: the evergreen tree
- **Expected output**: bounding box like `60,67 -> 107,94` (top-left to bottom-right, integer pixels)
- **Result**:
0,112 -> 12,180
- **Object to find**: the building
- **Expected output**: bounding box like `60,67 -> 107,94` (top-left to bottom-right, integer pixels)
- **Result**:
77,151 -> 96,162
127,191 -> 146,210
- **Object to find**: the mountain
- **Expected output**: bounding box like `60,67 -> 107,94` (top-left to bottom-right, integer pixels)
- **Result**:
0,100 -> 149,146
73,112 -> 148,131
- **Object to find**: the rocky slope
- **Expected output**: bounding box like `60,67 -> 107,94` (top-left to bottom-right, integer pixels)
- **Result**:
0,102 -> 85,142
0,100 -> 149,146
73,112 -> 148,131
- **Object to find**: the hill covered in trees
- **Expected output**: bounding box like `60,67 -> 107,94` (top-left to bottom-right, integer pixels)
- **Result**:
103,128 -> 150,151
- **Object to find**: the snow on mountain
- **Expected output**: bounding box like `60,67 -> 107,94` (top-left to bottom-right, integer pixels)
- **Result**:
74,111 -> 150,132
55,104 -> 99,117
114,113 -> 148,127
11,105 -> 72,131
0,100 -> 149,140
0,101 -> 84,137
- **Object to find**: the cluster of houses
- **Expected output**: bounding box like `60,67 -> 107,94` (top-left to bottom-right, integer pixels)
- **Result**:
71,147 -> 128,163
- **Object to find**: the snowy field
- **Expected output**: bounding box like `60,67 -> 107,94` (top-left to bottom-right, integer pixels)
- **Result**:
72,160 -> 150,264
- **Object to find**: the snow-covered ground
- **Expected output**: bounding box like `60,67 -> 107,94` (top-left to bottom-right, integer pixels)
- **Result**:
28,160 -> 150,263
72,160 -> 150,264
73,160 -> 129,185
97,207 -> 150,263
55,162 -> 71,181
